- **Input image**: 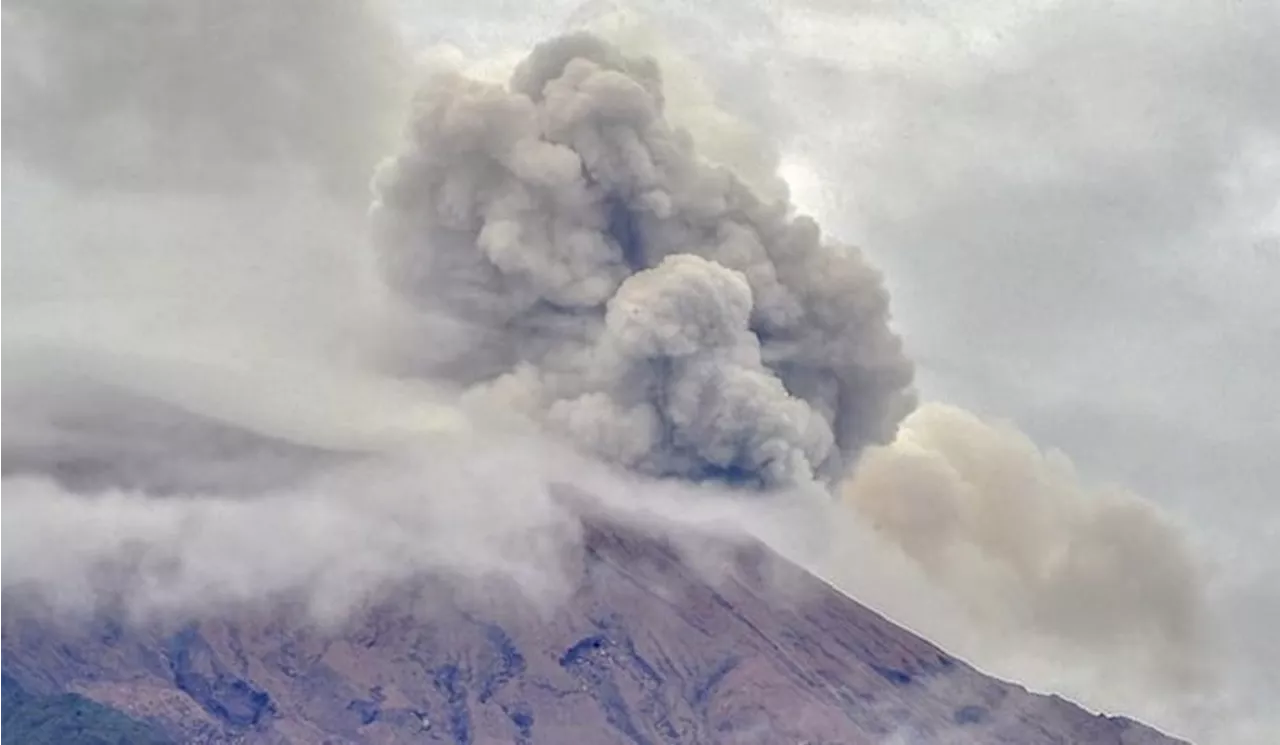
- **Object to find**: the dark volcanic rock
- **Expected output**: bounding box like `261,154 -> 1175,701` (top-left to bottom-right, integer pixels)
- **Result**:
2,517 -> 1187,744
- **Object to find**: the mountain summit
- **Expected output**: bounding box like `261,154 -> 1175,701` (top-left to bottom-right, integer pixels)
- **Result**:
2,508 -> 1187,745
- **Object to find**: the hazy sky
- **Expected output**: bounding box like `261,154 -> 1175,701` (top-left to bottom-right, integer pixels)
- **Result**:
401,0 -> 1280,731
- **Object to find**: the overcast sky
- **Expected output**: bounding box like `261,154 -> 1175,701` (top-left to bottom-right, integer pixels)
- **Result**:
396,0 -> 1280,732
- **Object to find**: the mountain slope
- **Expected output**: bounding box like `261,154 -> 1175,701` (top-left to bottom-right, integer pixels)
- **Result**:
1,673 -> 176,745
2,515 -> 1187,745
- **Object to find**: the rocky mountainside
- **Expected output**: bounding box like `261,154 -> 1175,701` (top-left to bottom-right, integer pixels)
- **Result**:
2,514 -> 1187,745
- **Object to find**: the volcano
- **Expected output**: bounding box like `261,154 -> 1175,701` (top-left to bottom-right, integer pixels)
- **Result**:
2,506 -> 1186,745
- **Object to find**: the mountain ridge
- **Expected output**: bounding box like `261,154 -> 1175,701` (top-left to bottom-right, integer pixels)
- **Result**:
2,508 -> 1189,744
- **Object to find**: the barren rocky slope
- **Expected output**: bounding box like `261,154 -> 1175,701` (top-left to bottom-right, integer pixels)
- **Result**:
3,514 -> 1187,745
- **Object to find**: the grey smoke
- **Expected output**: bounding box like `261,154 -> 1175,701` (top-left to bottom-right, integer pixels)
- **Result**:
372,32 -> 915,488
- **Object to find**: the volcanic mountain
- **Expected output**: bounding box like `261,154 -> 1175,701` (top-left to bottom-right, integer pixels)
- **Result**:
0,16 -> 1197,745
2,502 -> 1187,745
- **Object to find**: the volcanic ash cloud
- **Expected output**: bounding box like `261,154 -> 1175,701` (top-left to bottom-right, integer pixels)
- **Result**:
370,32 -> 916,490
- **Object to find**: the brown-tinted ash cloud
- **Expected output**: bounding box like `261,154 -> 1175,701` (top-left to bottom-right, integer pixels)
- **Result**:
371,32 -> 915,489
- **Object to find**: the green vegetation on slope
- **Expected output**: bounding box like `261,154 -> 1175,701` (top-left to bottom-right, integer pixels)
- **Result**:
2,674 -> 174,745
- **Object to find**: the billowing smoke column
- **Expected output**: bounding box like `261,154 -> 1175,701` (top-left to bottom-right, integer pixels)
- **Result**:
372,33 -> 915,488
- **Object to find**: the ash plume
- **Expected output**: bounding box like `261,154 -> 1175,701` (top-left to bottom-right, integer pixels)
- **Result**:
371,32 -> 915,488
837,403 -> 1207,697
